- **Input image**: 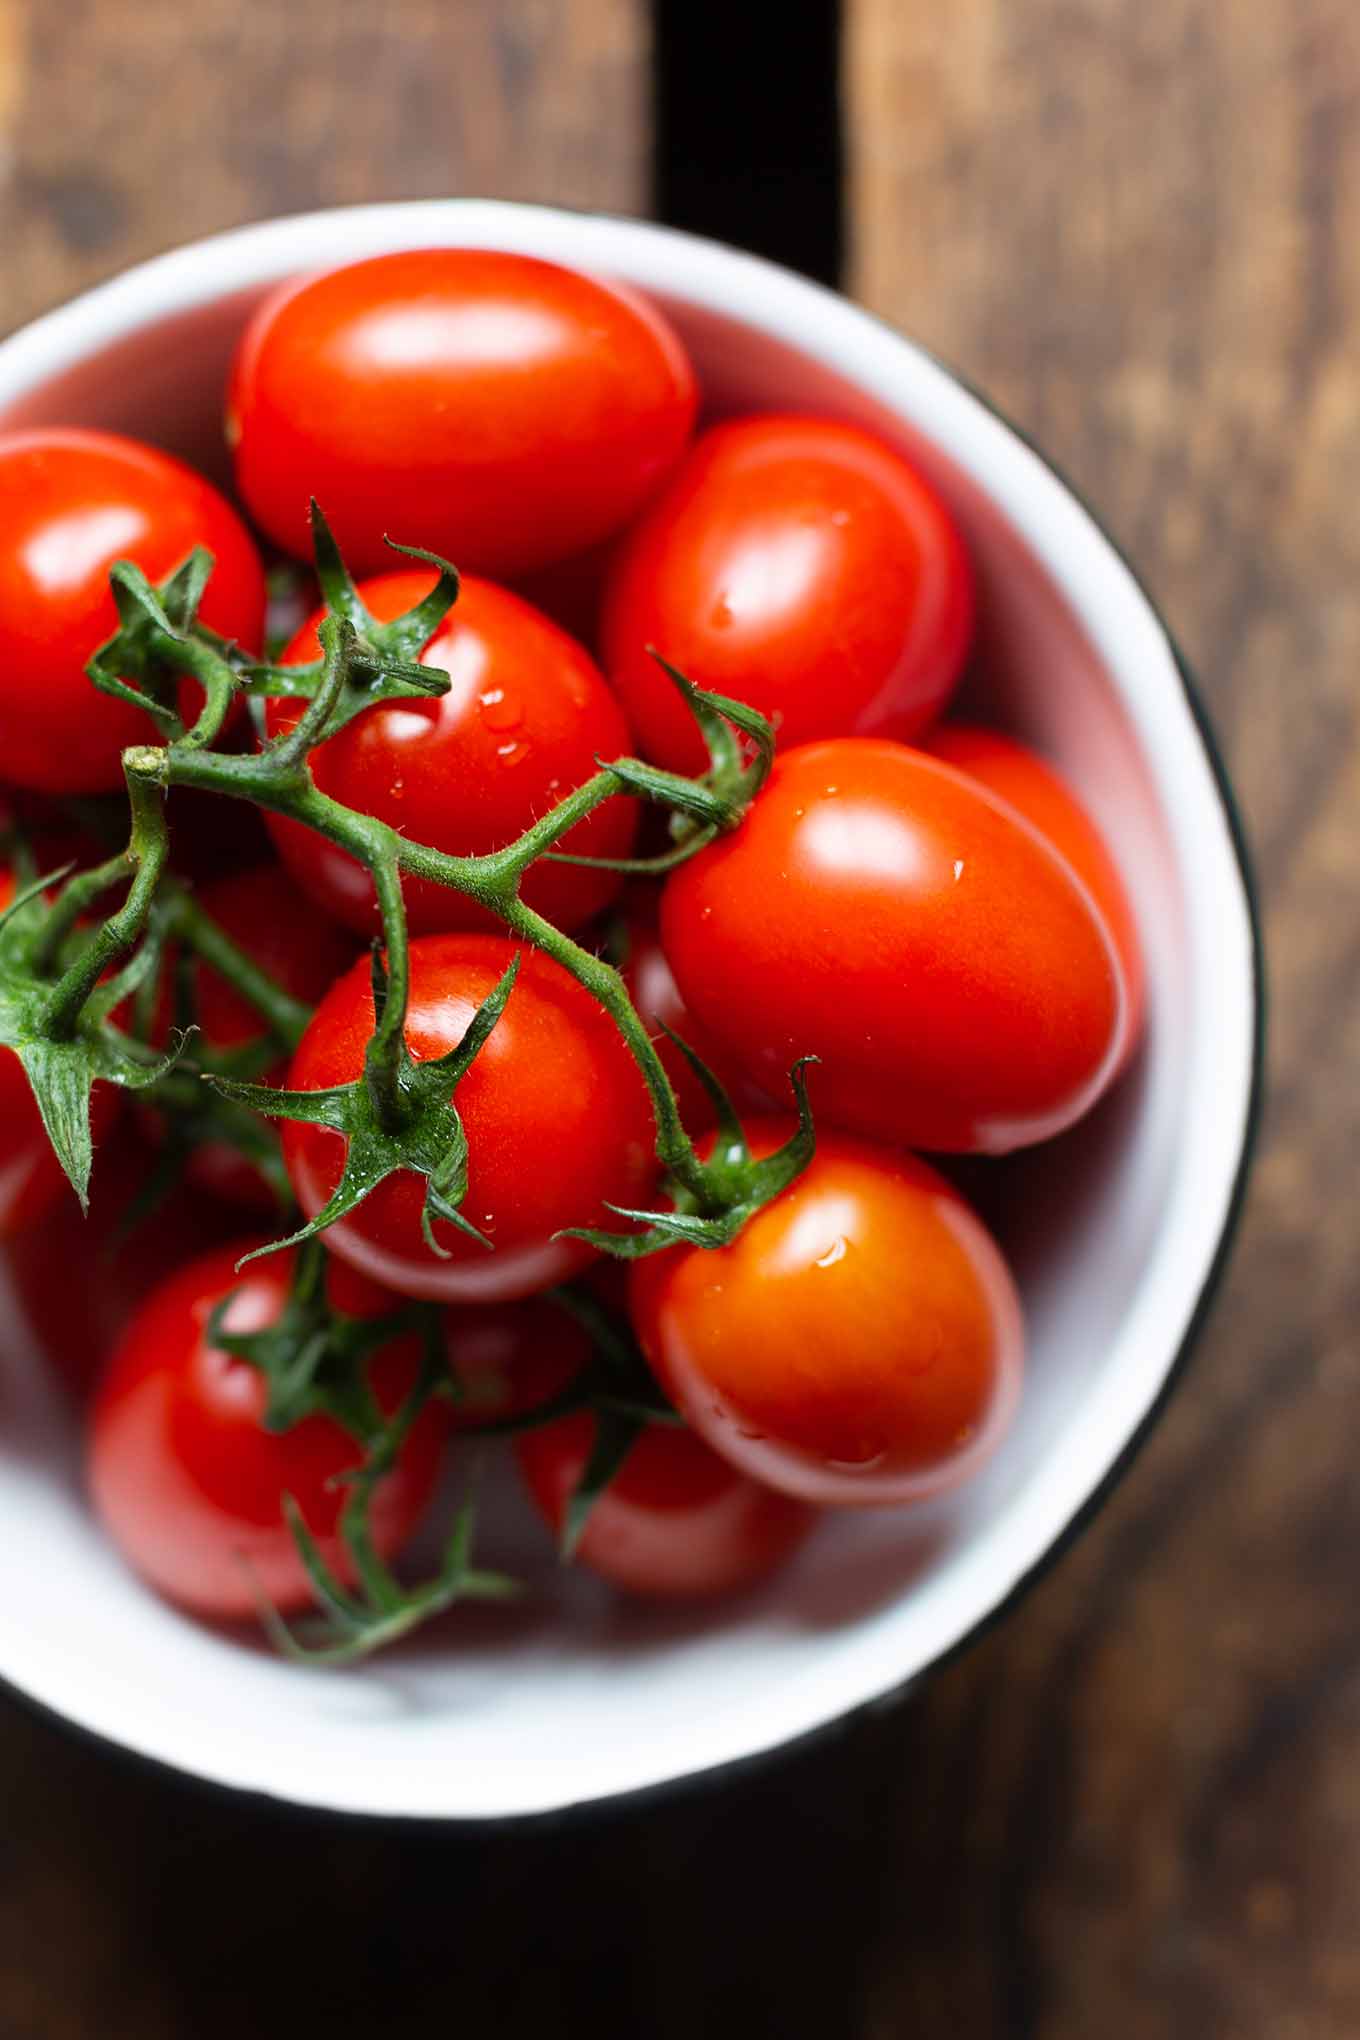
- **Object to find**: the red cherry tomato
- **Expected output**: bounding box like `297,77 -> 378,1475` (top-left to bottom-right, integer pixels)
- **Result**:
227,249 -> 698,578
599,416 -> 973,773
264,570 -> 637,937
0,430 -> 265,792
5,1127 -> 238,1401
630,1124 -> 1023,1506
152,866 -> 356,1208
0,868 -> 121,1237
281,934 -> 656,1304
516,1410 -> 815,1599
614,892 -> 771,1134
445,1295 -> 590,1428
923,724 -> 1146,1061
661,740 -> 1127,1153
88,1242 -> 446,1619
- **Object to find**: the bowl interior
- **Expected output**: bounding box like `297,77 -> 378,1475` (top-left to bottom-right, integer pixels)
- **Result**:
0,205 -> 1255,1819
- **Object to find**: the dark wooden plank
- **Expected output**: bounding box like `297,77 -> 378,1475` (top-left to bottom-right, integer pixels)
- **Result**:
848,0 -> 1360,2032
0,0 -> 648,331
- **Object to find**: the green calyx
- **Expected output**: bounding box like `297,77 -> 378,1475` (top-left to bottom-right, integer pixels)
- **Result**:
206,1235 -> 437,1435
238,506 -> 460,745
456,1279 -> 681,1559
211,1239 -> 519,1666
563,1039 -> 820,1261
0,860 -> 181,1209
208,952 -> 522,1268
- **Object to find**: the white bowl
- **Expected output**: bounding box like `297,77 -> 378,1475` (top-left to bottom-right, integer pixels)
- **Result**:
0,201 -> 1261,1822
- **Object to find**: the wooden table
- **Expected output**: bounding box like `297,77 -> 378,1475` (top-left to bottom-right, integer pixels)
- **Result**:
1,3 -> 1354,2032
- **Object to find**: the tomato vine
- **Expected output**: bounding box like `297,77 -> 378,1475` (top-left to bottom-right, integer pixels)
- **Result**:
0,507 -> 821,1658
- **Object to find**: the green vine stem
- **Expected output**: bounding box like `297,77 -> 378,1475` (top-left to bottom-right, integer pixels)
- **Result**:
41,763 -> 168,1041
31,521 -> 800,1254
3,522 -> 822,1657
130,605 -> 772,1211
166,884 -> 313,1051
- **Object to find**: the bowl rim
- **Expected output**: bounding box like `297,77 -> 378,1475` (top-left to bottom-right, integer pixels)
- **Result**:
0,199 -> 1265,1825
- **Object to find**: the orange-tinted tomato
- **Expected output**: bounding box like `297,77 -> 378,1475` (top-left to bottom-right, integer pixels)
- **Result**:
630,1125 -> 1023,1506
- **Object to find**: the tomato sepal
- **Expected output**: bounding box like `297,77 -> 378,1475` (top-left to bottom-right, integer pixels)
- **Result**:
259,1469 -> 521,1669
86,553 -> 244,749
0,860 -> 181,1208
205,1236 -> 439,1435
543,653 -> 775,878
192,1237 -> 520,1667
557,1406 -> 647,1559
561,1053 -> 820,1261
207,953 -> 521,1269
237,506 -> 457,741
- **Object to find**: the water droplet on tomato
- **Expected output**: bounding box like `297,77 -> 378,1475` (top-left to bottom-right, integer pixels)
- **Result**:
710,594 -> 734,628
496,740 -> 530,767
815,1236 -> 848,1269
480,686 -> 523,732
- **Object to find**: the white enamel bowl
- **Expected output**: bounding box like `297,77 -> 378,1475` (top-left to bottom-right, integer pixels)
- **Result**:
0,202 -> 1261,1822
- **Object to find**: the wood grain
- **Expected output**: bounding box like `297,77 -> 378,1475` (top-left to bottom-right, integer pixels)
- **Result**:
849,1 -> 1360,2032
0,0 -> 648,332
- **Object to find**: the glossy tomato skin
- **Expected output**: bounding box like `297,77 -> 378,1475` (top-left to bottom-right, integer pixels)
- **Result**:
615,892 -> 772,1135
228,249 -> 698,578
599,415 -> 974,774
282,935 -> 656,1304
265,570 -> 637,937
4,1127 -> 236,1402
0,870 -> 121,1237
88,1242 -> 447,1618
445,1295 -> 591,1428
516,1410 -> 815,1599
0,430 -> 266,792
661,740 -> 1127,1154
923,724 -> 1146,1063
631,1124 -> 1024,1507
153,866 -> 356,1208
